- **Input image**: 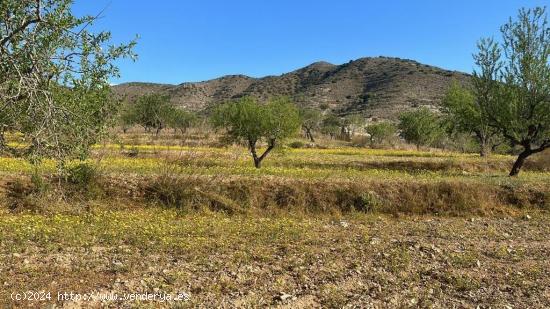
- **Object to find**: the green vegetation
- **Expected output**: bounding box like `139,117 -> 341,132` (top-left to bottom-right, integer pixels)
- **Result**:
471,7 -> 550,176
0,0 -> 136,163
211,96 -> 300,168
0,2 -> 549,308
398,107 -> 444,150
131,94 -> 173,134
365,122 -> 397,147
442,83 -> 500,157
299,107 -> 323,142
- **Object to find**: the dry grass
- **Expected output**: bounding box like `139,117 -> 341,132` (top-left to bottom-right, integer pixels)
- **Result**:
0,210 -> 549,307
1,135 -> 549,307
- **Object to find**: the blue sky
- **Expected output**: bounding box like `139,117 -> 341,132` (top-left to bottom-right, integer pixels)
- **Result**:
72,0 -> 549,85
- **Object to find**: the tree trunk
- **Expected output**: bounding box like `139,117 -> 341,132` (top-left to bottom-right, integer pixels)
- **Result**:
477,133 -> 490,157
306,128 -> 315,143
249,139 -> 276,169
253,156 -> 261,168
0,133 -> 5,151
479,141 -> 489,157
509,149 -> 532,177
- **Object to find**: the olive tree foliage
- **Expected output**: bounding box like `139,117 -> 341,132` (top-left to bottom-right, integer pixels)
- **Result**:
299,107 -> 322,142
320,113 -> 341,139
118,102 -> 137,133
442,82 -> 501,157
131,94 -> 173,135
166,108 -> 197,134
211,96 -> 300,168
0,0 -> 137,162
365,121 -> 397,147
121,94 -> 197,135
474,7 -> 550,176
398,107 -> 444,150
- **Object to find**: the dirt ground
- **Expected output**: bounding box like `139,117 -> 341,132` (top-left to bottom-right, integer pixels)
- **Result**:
1,210 -> 549,308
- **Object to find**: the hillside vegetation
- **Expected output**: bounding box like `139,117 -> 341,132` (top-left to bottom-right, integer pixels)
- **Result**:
113,57 -> 469,119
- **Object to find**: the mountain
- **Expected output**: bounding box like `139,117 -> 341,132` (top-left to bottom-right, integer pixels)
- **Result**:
112,56 -> 470,119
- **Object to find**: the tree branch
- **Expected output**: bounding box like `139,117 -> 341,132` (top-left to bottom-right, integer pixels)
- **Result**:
0,0 -> 42,47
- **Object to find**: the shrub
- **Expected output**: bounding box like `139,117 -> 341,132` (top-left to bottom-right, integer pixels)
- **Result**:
63,163 -> 104,199
398,107 -> 445,149
288,141 -> 305,148
365,121 -> 397,147
144,173 -> 244,214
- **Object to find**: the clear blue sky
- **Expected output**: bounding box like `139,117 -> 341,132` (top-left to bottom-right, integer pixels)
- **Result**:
72,0 -> 549,85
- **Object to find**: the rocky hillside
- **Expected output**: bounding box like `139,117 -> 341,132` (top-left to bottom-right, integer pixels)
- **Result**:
113,57 -> 470,119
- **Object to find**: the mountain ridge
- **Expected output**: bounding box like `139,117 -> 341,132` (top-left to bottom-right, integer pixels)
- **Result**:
113,56 -> 470,119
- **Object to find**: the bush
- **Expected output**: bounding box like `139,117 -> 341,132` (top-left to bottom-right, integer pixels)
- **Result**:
525,149 -> 550,172
144,173 -> 244,214
5,178 -> 40,212
288,141 -> 305,148
63,163 -> 104,199
398,108 -> 445,149
365,122 -> 397,147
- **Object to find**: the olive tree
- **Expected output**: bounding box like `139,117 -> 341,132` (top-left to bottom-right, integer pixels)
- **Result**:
299,107 -> 322,142
474,7 -> 550,176
211,96 -> 300,168
398,107 -> 444,150
166,108 -> 197,134
118,102 -> 138,134
0,0 -> 137,163
442,82 -> 501,157
320,113 -> 342,139
132,94 -> 173,135
365,121 -> 397,147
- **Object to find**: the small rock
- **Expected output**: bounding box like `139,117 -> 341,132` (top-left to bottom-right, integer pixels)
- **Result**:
339,221 -> 350,228
279,292 -> 292,301
524,214 -> 532,220
370,238 -> 381,245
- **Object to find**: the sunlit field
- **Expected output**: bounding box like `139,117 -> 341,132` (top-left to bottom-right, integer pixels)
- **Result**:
1,131 -> 549,307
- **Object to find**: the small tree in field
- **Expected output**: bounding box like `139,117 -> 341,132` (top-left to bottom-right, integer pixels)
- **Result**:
321,113 -> 342,139
211,97 -> 300,168
166,109 -> 197,134
118,102 -> 137,133
442,82 -> 501,157
473,7 -> 550,176
398,107 -> 444,150
132,94 -> 173,135
365,122 -> 397,147
299,107 -> 322,142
